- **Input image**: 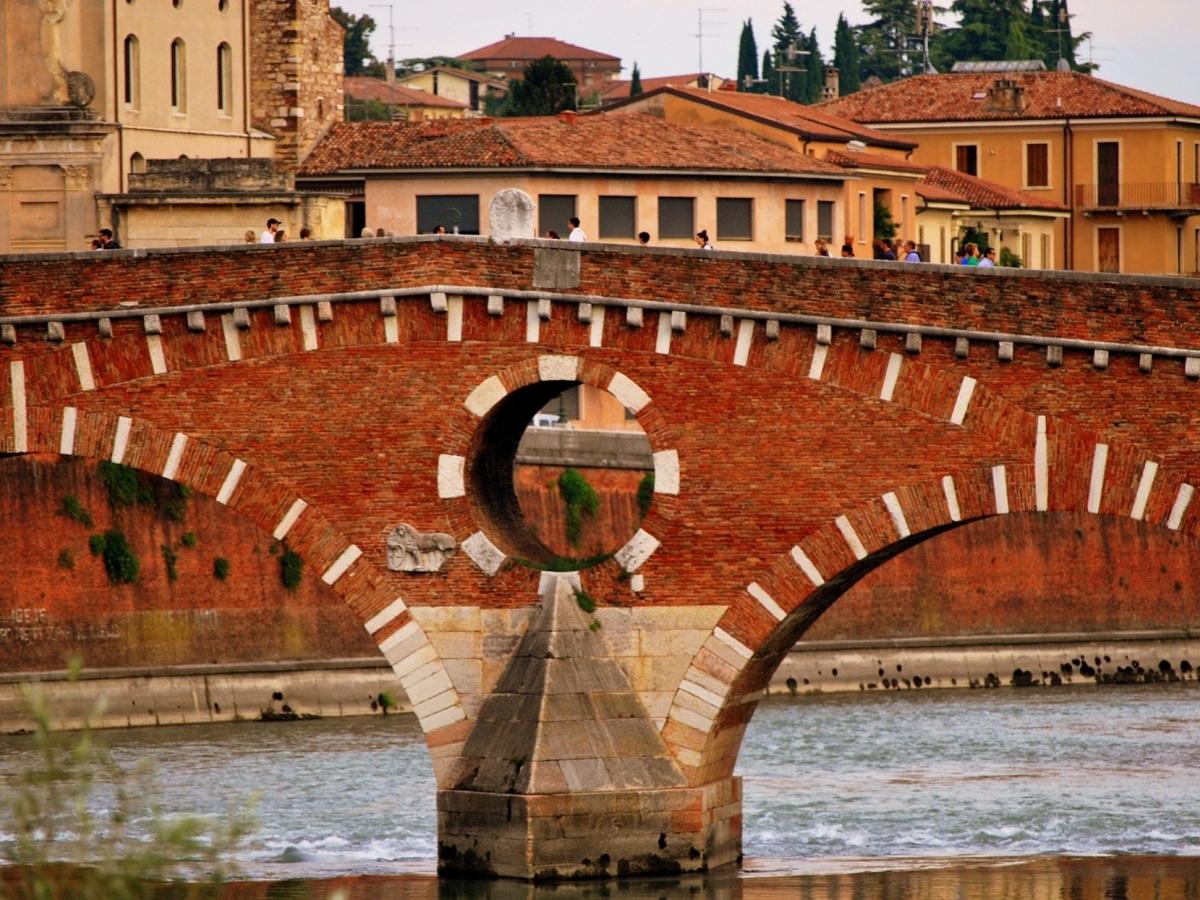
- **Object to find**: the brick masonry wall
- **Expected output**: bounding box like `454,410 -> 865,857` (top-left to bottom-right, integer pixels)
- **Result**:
4,238 -> 1200,782
0,455 -> 377,671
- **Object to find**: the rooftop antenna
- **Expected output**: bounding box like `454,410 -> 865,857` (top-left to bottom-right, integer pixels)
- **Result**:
774,41 -> 809,99
915,0 -> 936,74
524,12 -> 533,36
695,8 -> 726,74
370,4 -> 396,117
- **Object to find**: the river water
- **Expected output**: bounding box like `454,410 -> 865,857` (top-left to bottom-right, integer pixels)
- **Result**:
4,683 -> 1200,897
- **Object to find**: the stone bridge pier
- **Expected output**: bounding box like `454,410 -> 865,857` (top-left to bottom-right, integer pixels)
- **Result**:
4,238 -> 1200,879
436,575 -> 740,879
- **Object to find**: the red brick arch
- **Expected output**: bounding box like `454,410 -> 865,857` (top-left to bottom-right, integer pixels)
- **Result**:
661,437 -> 1200,784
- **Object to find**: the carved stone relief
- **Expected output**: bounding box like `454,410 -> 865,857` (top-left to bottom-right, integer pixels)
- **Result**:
386,524 -> 456,573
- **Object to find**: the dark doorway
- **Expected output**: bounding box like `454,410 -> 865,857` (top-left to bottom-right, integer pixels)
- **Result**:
1098,142 -> 1120,207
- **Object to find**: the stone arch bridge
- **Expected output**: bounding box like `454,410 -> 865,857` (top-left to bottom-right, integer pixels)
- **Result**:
2,239 -> 1199,879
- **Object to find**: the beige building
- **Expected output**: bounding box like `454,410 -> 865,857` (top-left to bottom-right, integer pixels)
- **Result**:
819,66 -> 1200,275
297,112 -> 848,250
344,77 -> 470,121
395,67 -> 507,116
0,0 -> 344,252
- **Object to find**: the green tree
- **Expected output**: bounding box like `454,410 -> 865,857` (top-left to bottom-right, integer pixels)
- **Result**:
833,13 -> 861,95
769,2 -> 804,100
873,195 -> 897,240
760,49 -> 775,96
629,61 -> 643,97
736,19 -> 759,91
502,56 -> 578,116
801,28 -> 825,104
1033,0 -> 1095,71
330,6 -> 380,77
932,0 -> 1029,68
856,0 -> 920,83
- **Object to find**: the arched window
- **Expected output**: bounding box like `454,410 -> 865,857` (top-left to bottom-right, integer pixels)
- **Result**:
123,35 -> 140,108
130,152 -> 146,174
216,42 -> 232,113
170,39 -> 187,113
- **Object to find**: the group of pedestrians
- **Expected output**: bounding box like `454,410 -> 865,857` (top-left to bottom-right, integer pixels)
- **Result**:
246,218 -> 312,243
89,228 -> 120,250
958,242 -> 997,267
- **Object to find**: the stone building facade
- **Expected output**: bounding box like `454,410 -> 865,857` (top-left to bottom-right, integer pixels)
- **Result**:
250,0 -> 345,171
0,0 -> 345,252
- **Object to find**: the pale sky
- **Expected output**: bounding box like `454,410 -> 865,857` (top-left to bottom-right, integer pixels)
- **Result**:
334,0 -> 1200,108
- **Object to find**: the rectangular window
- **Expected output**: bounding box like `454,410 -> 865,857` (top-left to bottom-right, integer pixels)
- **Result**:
716,197 -> 753,241
1021,233 -> 1031,267
416,194 -> 480,234
955,144 -> 978,176
900,194 -> 909,236
1097,141 -> 1120,206
598,195 -> 636,240
785,199 -> 805,242
658,197 -> 694,240
1026,143 -> 1049,187
1097,226 -> 1120,273
1040,233 -> 1050,269
816,200 -> 834,241
857,192 -> 866,242
123,36 -> 139,108
170,40 -> 187,113
217,43 -> 232,113
538,194 -> 576,238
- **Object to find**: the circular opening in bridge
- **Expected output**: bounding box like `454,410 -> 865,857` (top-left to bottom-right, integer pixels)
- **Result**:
468,382 -> 654,570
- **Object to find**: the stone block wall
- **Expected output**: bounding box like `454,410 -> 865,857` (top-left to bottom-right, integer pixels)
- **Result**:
250,0 -> 345,169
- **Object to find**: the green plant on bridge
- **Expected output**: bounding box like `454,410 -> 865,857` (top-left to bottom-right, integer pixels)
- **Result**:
558,467 -> 599,547
57,495 -> 94,528
1,658 -> 256,899
89,530 -> 140,585
280,547 -> 304,591
97,461 -> 154,510
637,473 -> 655,519
213,557 -> 230,581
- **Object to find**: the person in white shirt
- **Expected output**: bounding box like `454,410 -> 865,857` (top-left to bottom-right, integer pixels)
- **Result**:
978,247 -> 997,267
259,218 -> 280,243
567,217 -> 587,242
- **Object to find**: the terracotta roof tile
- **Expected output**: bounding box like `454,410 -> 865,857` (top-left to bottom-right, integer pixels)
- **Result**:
824,148 -> 927,172
817,71 -> 1200,123
343,77 -> 470,109
459,36 -> 619,63
597,85 -> 916,150
919,166 -> 1069,212
596,74 -> 724,102
299,113 -> 847,177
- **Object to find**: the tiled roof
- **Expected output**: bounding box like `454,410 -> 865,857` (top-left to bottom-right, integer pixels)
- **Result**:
913,181 -> 971,204
816,71 -> 1200,123
459,36 -> 619,63
597,86 -> 916,150
824,148 -> 927,172
919,166 -> 1069,212
299,113 -> 846,177
343,77 -> 470,108
596,74 -> 723,103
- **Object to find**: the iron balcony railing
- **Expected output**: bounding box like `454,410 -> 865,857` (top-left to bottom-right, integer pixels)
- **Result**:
1075,181 -> 1200,211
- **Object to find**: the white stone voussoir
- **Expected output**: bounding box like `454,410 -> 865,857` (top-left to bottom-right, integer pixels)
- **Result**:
464,376 -> 508,418
614,529 -> 659,572
463,531 -> 506,576
653,449 -> 680,494
438,454 -> 466,499
607,372 -> 651,413
538,355 -> 580,383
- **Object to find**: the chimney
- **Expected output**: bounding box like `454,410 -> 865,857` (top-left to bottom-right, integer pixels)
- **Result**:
985,78 -> 1026,113
823,66 -> 840,101
557,109 -> 578,125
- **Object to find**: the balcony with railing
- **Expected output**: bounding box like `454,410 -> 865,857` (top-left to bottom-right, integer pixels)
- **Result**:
1075,182 -> 1200,214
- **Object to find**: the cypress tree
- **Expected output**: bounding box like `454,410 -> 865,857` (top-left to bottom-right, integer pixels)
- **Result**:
803,29 -> 825,104
761,49 -> 775,96
736,20 -> 759,91
629,62 -> 643,97
771,2 -> 804,101
833,13 -> 861,95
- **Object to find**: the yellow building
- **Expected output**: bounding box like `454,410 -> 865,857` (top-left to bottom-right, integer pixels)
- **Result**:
596,85 -> 920,257
297,112 -> 848,252
0,0 -> 344,252
394,67 -> 507,117
819,66 -> 1200,275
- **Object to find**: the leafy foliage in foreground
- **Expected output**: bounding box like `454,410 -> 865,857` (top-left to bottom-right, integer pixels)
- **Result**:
0,660 -> 256,899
